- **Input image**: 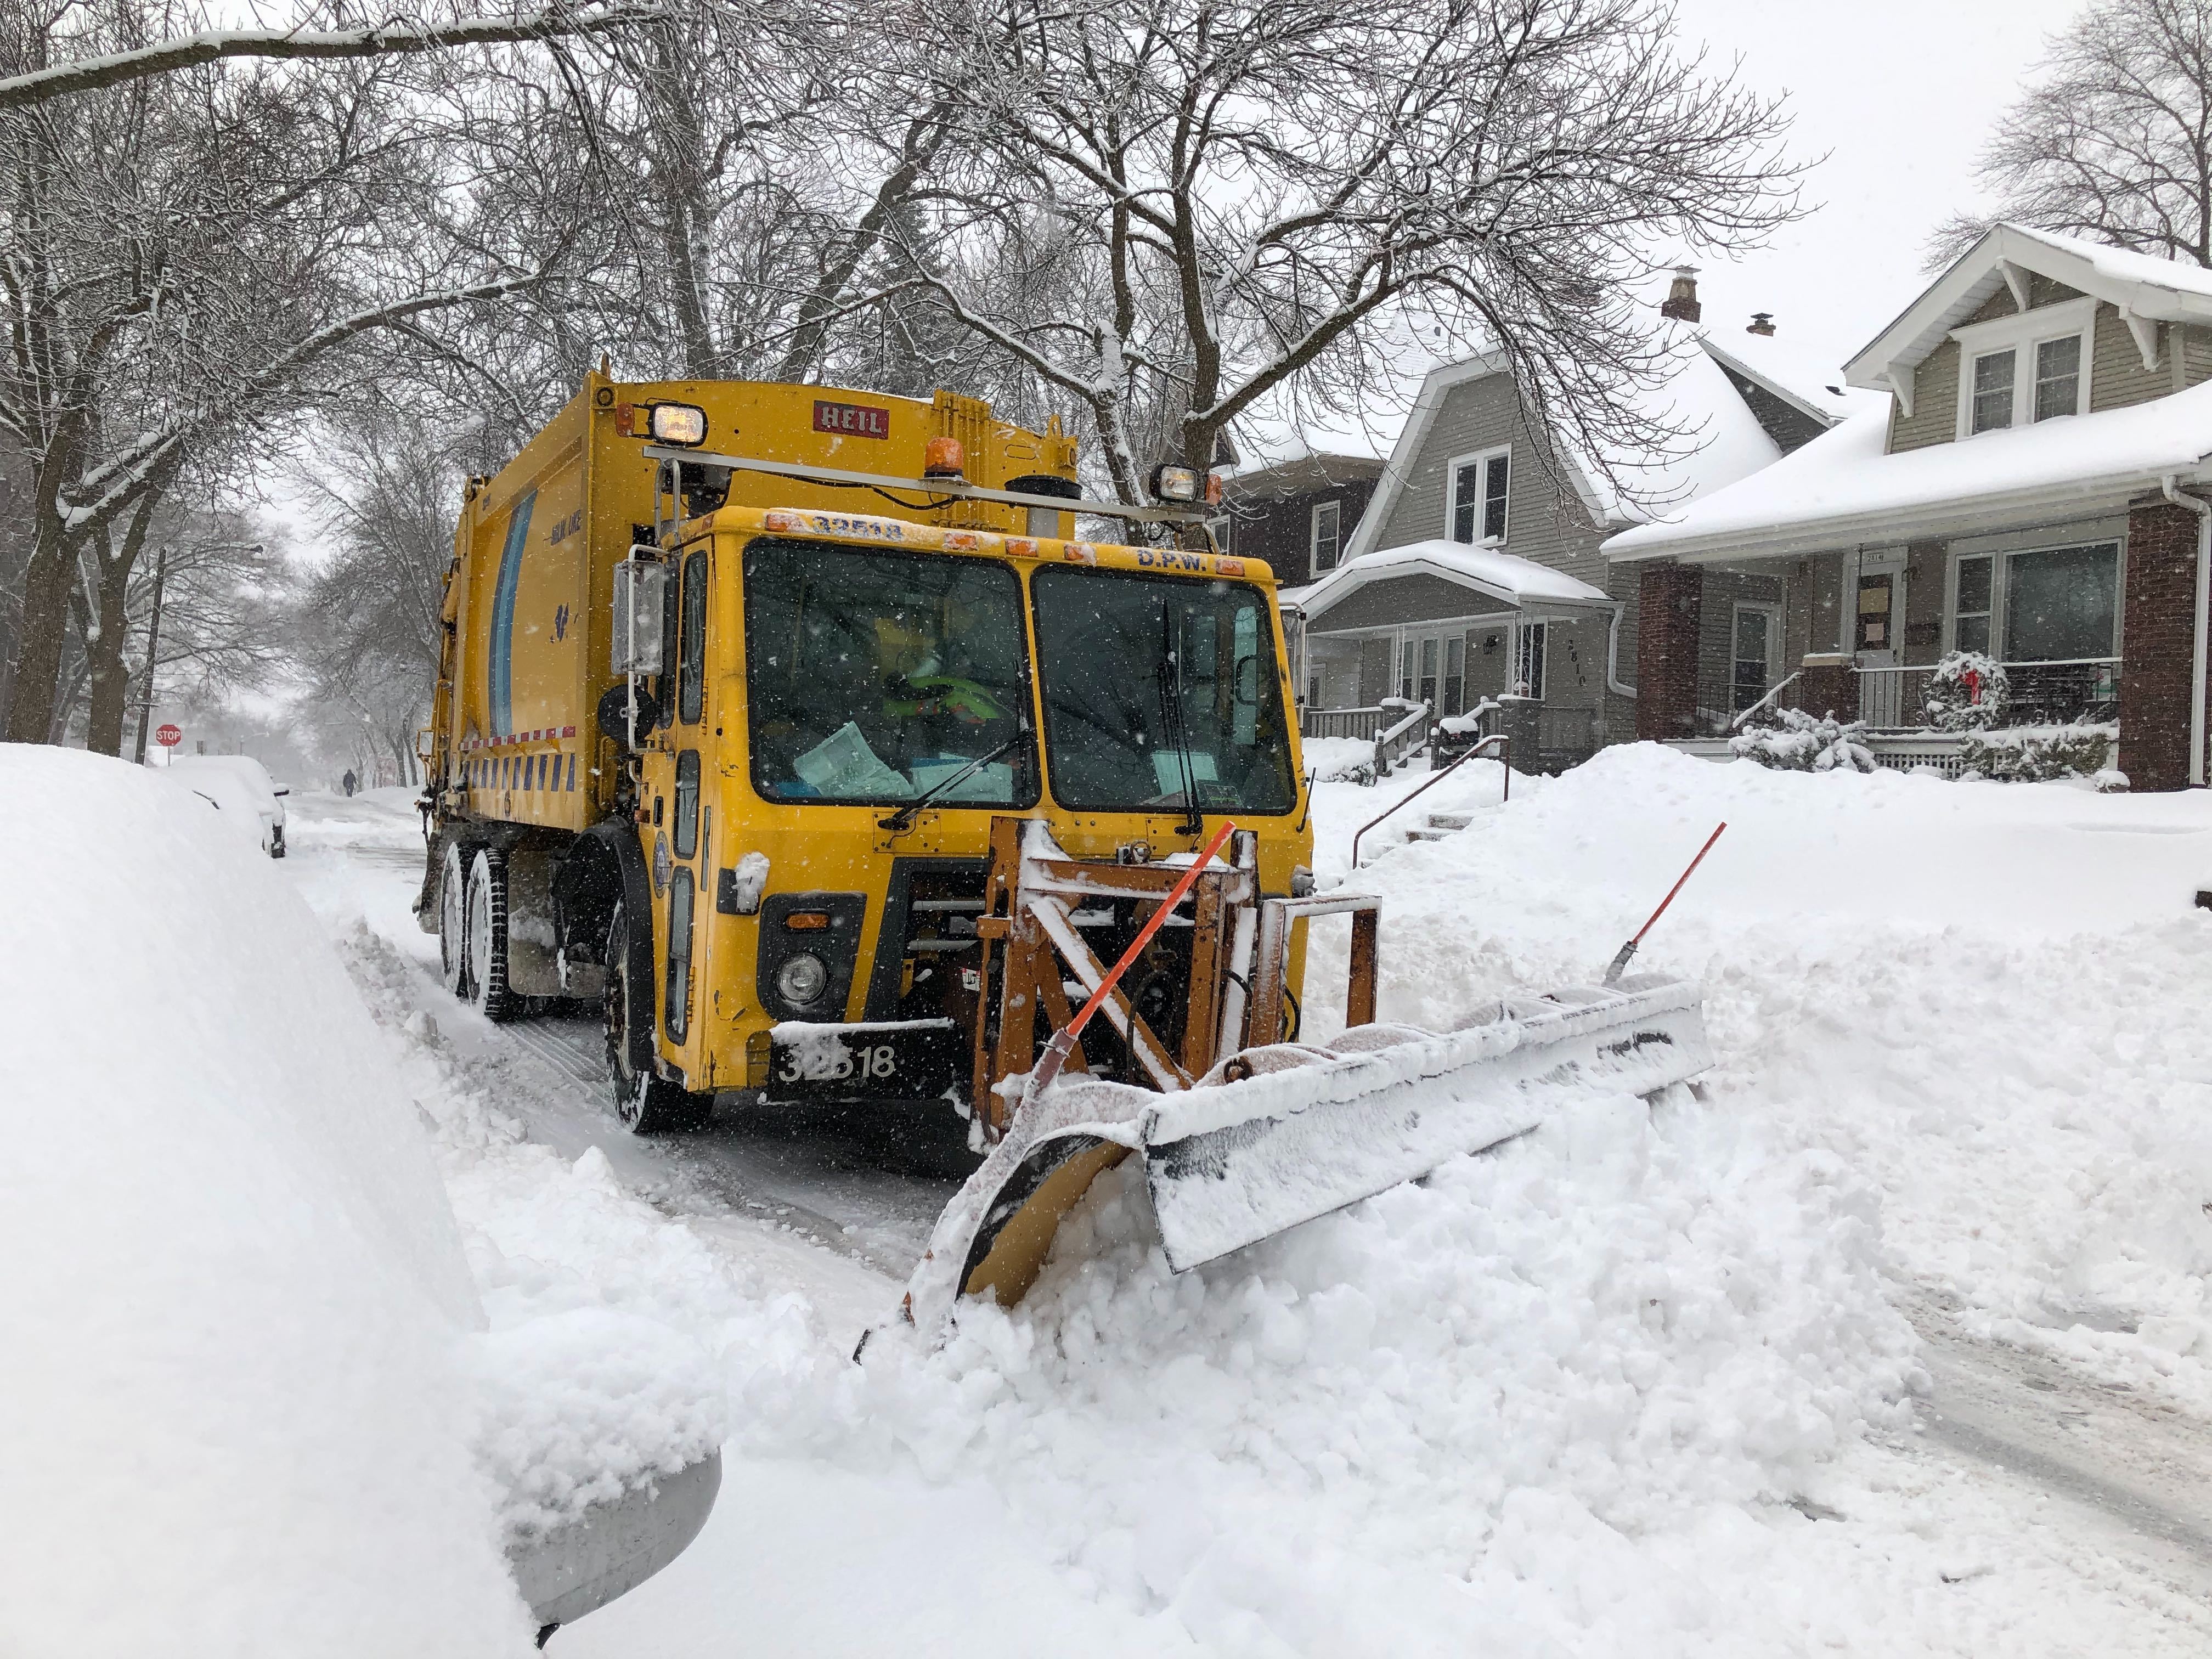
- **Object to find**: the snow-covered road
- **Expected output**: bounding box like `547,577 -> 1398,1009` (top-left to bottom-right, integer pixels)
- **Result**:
283,770 -> 2212,1654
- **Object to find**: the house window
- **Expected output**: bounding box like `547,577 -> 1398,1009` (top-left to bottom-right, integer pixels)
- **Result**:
1951,296 -> 2096,437
1448,447 -> 1510,544
1953,555 -> 1993,654
2005,543 -> 2118,661
1513,620 -> 1547,699
1310,499 -> 1341,572
1970,351 -> 2015,434
1730,604 -> 1778,712
1306,672 -> 1323,707
2033,336 -> 2081,423
1948,542 -> 2118,659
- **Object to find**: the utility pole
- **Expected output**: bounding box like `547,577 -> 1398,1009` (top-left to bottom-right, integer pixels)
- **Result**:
130,546 -> 168,766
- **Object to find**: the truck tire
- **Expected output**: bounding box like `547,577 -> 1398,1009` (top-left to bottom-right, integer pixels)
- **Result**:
466,847 -> 518,1022
603,901 -> 706,1133
438,840 -> 473,1000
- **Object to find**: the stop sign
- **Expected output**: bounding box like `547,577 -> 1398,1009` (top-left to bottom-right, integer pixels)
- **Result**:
154,723 -> 182,748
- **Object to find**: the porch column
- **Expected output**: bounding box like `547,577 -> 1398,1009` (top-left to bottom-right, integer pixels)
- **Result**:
1797,654 -> 1859,721
1635,562 -> 1702,740
2119,497 -> 2203,791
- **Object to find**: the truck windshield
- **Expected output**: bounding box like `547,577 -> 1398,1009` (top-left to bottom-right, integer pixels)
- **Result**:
743,538 -> 1037,807
1031,566 -> 1296,816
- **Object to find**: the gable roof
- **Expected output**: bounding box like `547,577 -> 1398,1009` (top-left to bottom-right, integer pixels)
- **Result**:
1844,223 -> 2212,408
1340,337 -> 1818,565
1288,539 -> 1614,618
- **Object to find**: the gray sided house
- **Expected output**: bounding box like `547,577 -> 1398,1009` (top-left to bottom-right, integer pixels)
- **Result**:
1291,300 -> 1852,768
1604,224 -> 2212,791
1219,454 -> 1385,589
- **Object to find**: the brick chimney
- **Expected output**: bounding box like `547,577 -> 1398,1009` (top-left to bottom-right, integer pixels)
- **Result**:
1747,312 -> 1775,336
1660,266 -> 1701,324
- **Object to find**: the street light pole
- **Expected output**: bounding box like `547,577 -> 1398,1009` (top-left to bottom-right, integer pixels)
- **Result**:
130,545 -> 169,766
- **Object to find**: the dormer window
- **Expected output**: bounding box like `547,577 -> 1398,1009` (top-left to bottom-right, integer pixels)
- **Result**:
1970,350 -> 2015,433
1952,295 -> 2097,438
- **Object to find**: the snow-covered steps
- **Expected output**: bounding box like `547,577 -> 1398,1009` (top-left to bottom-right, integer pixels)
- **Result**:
1403,806 -> 1500,843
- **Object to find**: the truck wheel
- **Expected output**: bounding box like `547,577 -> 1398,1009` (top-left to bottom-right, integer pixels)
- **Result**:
603,902 -> 705,1133
438,841 -> 473,1000
466,847 -> 517,1022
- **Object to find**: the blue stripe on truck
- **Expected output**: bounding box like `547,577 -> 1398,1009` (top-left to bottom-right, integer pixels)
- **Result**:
488,490 -> 538,737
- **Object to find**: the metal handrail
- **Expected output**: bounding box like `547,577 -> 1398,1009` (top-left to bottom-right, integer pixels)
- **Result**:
1728,670 -> 1801,731
1351,734 -> 1510,868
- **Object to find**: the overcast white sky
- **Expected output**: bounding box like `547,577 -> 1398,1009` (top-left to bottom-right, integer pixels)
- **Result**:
1665,0 -> 2090,377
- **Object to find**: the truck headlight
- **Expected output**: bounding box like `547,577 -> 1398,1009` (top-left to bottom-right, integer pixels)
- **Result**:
776,952 -> 827,1006
648,403 -> 708,445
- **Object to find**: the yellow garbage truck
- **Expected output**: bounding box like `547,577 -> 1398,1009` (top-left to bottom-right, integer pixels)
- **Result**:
417,366 -> 1313,1133
418,365 -> 1714,1318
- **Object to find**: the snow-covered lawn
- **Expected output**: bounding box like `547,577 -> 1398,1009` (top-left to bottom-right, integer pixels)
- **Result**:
15,747 -> 2212,1654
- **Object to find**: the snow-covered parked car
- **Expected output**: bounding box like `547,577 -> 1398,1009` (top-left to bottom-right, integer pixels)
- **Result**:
2,748 -> 720,1652
160,753 -> 288,857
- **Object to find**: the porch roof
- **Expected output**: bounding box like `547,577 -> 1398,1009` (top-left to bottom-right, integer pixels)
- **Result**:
1287,538 -> 1614,619
1601,376 -> 2212,566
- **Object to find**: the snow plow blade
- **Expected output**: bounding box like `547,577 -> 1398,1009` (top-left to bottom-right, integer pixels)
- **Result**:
902,975 -> 1712,1331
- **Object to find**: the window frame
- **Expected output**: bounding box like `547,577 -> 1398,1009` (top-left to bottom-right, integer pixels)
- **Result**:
1511,618 -> 1548,700
1950,296 -> 2097,438
1945,538 -> 2121,661
1309,498 -> 1342,574
1446,445 -> 1511,546
1729,601 -> 1781,711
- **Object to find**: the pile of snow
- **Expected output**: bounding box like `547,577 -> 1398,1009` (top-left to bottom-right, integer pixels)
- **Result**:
0,752 -> 726,1652
1307,744 -> 2212,1403
839,1091 -> 1916,1654
0,748 -> 531,1656
1300,734 -> 1377,783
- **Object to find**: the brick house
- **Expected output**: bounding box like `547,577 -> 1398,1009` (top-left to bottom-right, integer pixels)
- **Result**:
1218,453 -> 1385,592
1604,224 -> 2212,791
1289,286 -> 1856,766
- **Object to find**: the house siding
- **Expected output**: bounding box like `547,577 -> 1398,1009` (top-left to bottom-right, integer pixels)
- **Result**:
1890,342 -> 1961,453
2089,301 -> 2169,411
2181,323 -> 2212,386
1373,373 -> 1605,584
1224,476 -> 1377,586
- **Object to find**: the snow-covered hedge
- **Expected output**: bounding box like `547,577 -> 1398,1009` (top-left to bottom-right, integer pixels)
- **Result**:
1959,721 -> 2120,785
1729,707 -> 1876,773
1303,735 -> 1379,785
1922,650 -> 2010,731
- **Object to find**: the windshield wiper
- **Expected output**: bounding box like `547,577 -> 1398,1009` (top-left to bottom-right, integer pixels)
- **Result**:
1156,602 -> 1204,837
877,724 -> 1028,833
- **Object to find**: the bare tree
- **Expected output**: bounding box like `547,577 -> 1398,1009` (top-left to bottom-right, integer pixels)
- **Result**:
900,0 -> 1804,504
0,1 -> 669,110
1929,0 -> 2212,269
0,4 -> 549,746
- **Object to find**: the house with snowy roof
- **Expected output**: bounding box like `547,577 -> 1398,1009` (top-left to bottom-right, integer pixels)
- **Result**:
1604,223 -> 2212,790
1288,274 -> 1859,769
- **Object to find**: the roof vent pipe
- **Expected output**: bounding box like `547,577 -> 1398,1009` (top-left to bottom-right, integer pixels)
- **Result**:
1660,267 -> 1701,324
1747,313 -> 1775,336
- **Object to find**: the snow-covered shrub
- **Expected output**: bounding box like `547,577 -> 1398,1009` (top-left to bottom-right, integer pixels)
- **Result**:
1921,651 -> 2010,731
1729,706 -> 1876,773
1959,722 -> 2118,783
1303,735 -> 1379,785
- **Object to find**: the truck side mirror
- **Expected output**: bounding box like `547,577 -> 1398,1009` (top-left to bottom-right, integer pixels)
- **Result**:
611,554 -> 668,674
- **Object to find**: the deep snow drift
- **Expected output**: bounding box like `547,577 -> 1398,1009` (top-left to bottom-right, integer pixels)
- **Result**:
0,747 -> 531,1655
1309,745 -> 2212,1402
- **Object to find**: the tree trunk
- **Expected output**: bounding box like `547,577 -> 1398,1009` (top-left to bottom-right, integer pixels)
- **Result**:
84,482 -> 165,755
4,522 -> 72,743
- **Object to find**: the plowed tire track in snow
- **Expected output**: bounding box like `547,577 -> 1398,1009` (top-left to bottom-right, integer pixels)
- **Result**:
1898,1289 -> 2212,1609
